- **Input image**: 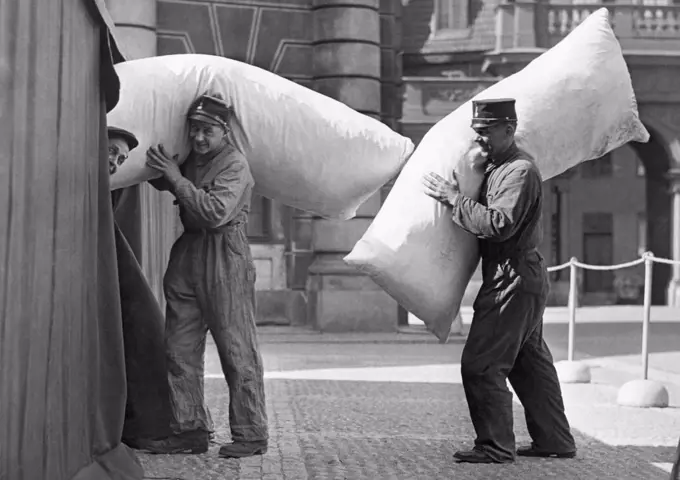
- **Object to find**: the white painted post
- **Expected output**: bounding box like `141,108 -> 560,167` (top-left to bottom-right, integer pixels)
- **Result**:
567,257 -> 578,362
616,251 -> 669,408
555,257 -> 591,383
641,252 -> 654,380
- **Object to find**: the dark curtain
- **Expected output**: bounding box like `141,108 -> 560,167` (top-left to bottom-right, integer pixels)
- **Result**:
112,190 -> 174,446
0,0 -> 143,478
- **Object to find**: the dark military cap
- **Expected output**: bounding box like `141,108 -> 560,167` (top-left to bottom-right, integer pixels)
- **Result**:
188,94 -> 232,129
471,98 -> 518,129
107,126 -> 139,150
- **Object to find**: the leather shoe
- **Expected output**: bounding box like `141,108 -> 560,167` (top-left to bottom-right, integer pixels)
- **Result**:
453,448 -> 510,464
139,430 -> 209,455
218,440 -> 268,458
517,444 -> 576,459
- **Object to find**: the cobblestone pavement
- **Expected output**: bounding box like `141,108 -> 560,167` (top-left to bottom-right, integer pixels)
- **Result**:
138,339 -> 680,480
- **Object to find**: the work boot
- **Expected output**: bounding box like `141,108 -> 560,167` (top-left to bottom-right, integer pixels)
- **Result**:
122,436 -> 169,450
218,440 -> 268,458
139,430 -> 210,455
454,447 -> 512,464
517,443 -> 576,459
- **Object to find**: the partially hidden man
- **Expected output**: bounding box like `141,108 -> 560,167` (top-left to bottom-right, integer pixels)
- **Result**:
141,94 -> 268,458
423,98 -> 577,464
108,126 -> 176,448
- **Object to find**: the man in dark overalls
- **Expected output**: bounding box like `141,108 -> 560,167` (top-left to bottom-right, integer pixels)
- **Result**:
423,98 -> 576,463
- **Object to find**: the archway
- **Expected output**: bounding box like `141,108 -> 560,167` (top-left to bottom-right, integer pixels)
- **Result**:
630,125 -> 672,305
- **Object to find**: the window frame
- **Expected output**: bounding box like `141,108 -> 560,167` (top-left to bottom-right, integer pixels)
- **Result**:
246,194 -> 273,243
431,0 -> 473,40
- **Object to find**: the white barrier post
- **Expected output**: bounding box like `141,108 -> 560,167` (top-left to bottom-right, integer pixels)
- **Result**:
617,252 -> 669,408
555,257 -> 592,384
567,258 -> 577,362
642,252 -> 653,380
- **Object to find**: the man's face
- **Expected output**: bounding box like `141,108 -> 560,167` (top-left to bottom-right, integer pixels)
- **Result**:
472,122 -> 513,157
108,137 -> 130,175
189,120 -> 226,155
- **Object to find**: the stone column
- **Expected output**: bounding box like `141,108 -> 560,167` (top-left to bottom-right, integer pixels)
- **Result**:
106,0 -> 178,305
379,0 -> 402,131
308,0 -> 398,332
104,0 -> 157,60
666,168 -> 680,306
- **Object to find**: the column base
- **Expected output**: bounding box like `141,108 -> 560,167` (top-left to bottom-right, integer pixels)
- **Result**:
667,278 -> 680,306
306,255 -> 398,333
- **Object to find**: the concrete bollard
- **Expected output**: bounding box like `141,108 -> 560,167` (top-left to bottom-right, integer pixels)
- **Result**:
617,379 -> 669,408
554,360 -> 592,384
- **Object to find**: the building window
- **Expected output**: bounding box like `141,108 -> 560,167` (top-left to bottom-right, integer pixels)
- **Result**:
246,194 -> 272,242
581,153 -> 613,178
434,0 -> 470,32
582,212 -> 614,293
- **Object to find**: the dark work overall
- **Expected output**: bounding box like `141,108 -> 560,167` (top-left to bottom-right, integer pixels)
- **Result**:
450,143 -> 576,461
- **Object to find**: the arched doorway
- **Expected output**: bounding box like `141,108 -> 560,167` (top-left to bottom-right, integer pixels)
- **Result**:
545,125 -> 672,307
630,126 -> 672,305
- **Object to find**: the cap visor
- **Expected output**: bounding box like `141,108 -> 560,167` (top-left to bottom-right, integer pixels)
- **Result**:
108,127 -> 139,150
126,136 -> 139,150
471,120 -> 499,129
188,112 -> 224,127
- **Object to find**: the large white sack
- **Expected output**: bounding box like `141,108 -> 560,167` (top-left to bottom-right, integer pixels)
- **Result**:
107,54 -> 414,220
344,8 -> 649,342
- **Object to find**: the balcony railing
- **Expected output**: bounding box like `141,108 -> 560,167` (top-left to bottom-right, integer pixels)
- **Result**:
495,1 -> 680,52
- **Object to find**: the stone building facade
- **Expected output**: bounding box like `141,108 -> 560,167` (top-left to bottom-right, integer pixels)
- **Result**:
104,0 -> 405,331
104,0 -> 680,333
400,0 -> 680,307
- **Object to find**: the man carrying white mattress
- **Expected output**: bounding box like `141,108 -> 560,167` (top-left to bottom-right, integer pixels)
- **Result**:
423,98 -> 576,464
139,94 -> 269,458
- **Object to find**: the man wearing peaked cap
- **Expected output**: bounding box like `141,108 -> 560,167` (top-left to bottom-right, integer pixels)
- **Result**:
107,126 -> 138,176
187,94 -> 232,131
107,126 -> 177,449
470,98 -> 518,129
423,98 -> 576,464
141,93 -> 268,458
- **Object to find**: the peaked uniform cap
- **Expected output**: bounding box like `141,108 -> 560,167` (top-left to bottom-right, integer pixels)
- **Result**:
188,94 -> 232,128
107,126 -> 139,150
471,98 -> 518,128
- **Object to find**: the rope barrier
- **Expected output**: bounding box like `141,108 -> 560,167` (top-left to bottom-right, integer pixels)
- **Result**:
572,257 -> 646,270
547,252 -> 680,271
647,256 -> 680,266
547,261 -> 571,272
548,251 -> 680,383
